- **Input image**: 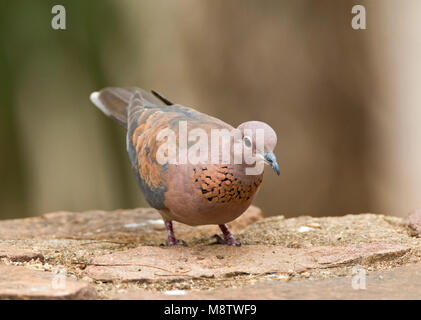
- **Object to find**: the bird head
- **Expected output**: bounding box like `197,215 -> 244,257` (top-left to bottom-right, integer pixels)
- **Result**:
236,121 -> 279,175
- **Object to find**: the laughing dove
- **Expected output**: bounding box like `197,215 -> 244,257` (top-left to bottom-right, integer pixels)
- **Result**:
90,88 -> 279,246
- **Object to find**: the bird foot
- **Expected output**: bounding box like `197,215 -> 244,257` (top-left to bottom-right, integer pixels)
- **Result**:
214,224 -> 241,246
213,234 -> 241,246
168,239 -> 188,247
163,221 -> 187,247
160,239 -> 187,247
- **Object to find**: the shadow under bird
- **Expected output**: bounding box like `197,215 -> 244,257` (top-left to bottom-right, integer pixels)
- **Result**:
90,88 -> 279,246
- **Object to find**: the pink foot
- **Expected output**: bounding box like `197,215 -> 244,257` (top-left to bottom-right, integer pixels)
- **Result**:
214,224 -> 241,246
164,221 -> 187,246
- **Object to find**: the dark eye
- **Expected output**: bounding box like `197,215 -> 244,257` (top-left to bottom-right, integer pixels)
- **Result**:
244,136 -> 252,148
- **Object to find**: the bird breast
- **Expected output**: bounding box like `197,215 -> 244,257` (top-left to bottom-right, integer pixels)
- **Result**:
163,163 -> 263,225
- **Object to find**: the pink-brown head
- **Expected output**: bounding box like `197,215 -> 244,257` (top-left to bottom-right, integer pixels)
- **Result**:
237,121 -> 280,175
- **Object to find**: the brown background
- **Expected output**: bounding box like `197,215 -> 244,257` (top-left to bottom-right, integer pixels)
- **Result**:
0,0 -> 420,219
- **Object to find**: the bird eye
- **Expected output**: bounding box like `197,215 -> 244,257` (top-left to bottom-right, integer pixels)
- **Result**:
244,136 -> 252,148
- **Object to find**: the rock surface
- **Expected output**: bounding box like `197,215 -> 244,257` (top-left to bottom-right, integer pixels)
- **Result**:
0,245 -> 44,262
0,207 -> 420,299
117,262 -> 421,300
85,243 -> 410,282
0,205 -> 262,245
239,213 -> 407,247
404,209 -> 421,237
0,265 -> 96,299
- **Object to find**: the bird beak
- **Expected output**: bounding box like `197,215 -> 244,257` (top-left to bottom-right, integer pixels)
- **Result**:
264,152 -> 280,176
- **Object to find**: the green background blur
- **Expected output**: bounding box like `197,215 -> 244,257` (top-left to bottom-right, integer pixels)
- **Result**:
1,0 -> 420,219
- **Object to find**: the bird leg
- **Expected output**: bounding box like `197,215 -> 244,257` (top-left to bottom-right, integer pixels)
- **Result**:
214,224 -> 241,246
164,221 -> 187,246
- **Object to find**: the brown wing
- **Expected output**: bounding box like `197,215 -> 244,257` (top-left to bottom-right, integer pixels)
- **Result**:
126,90 -> 233,210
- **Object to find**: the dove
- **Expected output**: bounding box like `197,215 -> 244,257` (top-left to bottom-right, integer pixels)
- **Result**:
90,87 -> 279,246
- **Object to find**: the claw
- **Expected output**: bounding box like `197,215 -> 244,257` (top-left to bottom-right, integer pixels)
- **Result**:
213,234 -> 241,246
164,221 -> 188,247
213,224 -> 241,246
168,239 -> 188,247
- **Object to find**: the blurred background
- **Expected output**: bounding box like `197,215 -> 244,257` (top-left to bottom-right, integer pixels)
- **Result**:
1,0 -> 420,220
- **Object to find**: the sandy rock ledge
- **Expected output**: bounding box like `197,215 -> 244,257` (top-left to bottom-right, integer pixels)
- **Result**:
0,206 -> 420,299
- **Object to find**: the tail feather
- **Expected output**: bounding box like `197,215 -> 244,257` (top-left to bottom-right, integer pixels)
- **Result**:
90,87 -> 167,128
